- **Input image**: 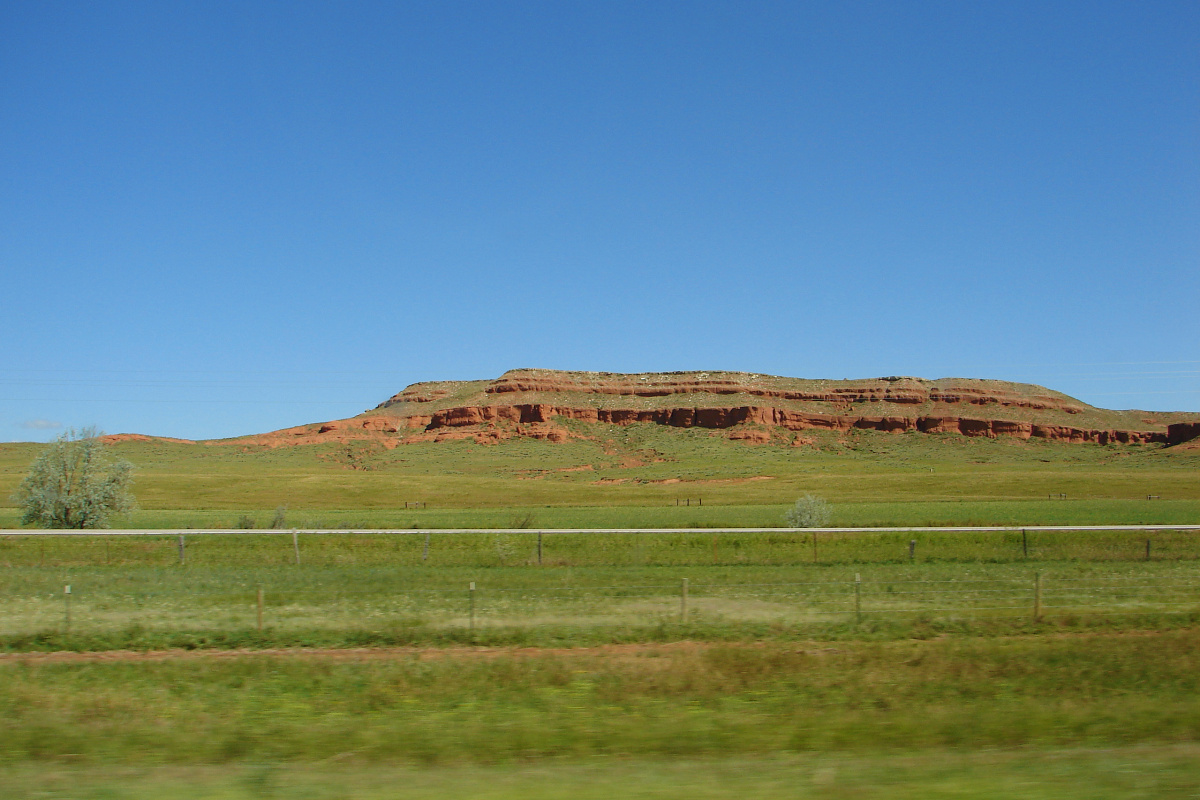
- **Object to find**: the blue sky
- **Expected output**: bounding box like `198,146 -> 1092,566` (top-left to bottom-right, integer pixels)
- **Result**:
2,1 -> 1197,442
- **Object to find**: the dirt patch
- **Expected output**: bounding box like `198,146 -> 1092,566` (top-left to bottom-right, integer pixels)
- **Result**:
0,629 -> 1176,665
0,641 -> 721,665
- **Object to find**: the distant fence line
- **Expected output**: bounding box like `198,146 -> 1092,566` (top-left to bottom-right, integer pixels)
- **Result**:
7,525 -> 1200,537
13,573 -> 1200,638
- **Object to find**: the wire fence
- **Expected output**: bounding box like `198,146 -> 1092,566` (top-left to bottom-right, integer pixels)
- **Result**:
7,573 -> 1199,638
3,526 -> 1199,568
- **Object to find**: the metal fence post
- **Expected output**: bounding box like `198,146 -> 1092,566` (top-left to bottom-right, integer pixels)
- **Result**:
909,539 -> 916,561
854,574 -> 862,622
681,577 -> 689,623
1022,529 -> 1028,558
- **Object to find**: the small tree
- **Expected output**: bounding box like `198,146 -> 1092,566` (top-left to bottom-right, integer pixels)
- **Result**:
785,494 -> 832,528
14,427 -> 135,529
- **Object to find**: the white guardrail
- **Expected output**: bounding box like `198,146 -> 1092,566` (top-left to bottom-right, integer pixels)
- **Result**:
5,525 -> 1200,536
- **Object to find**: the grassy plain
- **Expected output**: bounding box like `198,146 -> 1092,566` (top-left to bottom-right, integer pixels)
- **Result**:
1,425 -> 1197,528
3,531 -> 1199,650
1,428 -> 1198,797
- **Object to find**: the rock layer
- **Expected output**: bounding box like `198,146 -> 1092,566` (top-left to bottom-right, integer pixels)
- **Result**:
412,403 -> 1167,444
220,369 -> 1200,448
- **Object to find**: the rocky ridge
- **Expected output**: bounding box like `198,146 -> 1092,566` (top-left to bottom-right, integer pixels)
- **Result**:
223,369 -> 1200,449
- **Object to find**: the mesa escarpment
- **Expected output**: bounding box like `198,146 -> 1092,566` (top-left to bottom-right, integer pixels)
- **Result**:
226,369 -> 1200,449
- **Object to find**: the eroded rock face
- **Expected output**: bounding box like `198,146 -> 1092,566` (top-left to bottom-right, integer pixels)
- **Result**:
223,369 -> 1197,448
1167,422 -> 1200,446
464,374 -> 1086,413
414,403 -> 1168,444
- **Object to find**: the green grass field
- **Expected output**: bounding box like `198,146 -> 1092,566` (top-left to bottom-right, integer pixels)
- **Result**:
8,747 -> 1200,800
2,429 -> 1198,797
2,425 -> 1198,529
3,632 -> 1200,797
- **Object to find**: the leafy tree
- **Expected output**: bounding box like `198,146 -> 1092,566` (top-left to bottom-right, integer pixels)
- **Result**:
784,494 -> 832,528
14,427 -> 135,528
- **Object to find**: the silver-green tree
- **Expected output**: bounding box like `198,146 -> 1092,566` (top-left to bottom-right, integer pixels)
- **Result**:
14,427 -> 135,528
784,494 -> 832,528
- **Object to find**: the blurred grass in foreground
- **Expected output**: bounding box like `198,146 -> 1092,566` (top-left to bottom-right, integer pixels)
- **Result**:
2,633 -> 1198,763
5,746 -> 1200,799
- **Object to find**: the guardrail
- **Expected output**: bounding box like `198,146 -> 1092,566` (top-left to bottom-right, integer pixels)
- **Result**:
7,525 -> 1200,535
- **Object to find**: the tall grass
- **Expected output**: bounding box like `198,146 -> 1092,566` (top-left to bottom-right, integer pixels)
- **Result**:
2,632 -> 1199,765
4,748 -> 1200,799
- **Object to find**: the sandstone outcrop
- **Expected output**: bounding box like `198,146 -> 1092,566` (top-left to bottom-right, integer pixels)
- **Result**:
220,369 -> 1199,449
1167,422 -> 1200,446
410,403 -> 1168,444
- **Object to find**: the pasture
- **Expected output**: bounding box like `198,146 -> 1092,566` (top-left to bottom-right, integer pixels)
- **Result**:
1,427 -> 1198,526
1,430 -> 1198,798
3,527 -> 1199,650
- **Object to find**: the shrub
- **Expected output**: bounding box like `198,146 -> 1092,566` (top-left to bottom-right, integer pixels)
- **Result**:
15,427 -> 135,528
784,494 -> 832,528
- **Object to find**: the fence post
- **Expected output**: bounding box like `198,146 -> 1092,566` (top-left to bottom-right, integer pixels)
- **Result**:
712,535 -> 718,564
64,584 -> 71,634
178,534 -> 186,565
812,531 -> 818,563
1146,538 -> 1151,561
1022,529 -> 1028,558
292,530 -> 301,566
1033,573 -> 1042,621
423,532 -> 430,562
469,582 -> 476,633
681,577 -> 689,623
909,539 -> 916,561
854,574 -> 862,622
257,586 -> 264,631
538,531 -> 543,565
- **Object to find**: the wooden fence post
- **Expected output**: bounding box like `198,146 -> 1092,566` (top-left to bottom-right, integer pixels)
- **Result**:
469,582 -> 476,633
1033,573 -> 1042,621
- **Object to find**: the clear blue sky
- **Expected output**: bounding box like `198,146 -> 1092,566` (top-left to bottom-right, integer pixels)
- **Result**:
3,1 -> 1197,442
